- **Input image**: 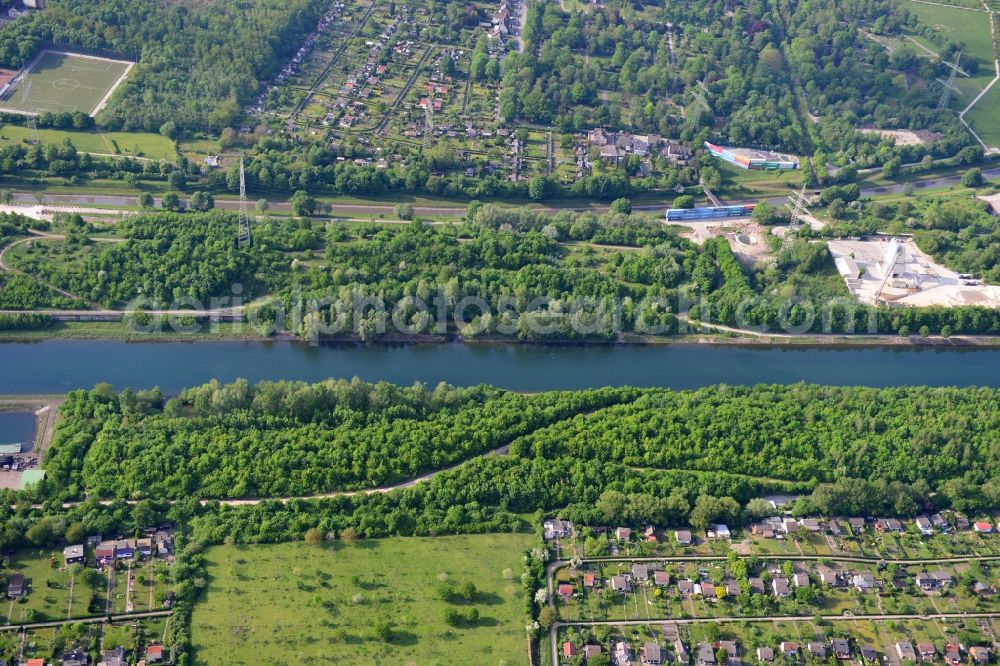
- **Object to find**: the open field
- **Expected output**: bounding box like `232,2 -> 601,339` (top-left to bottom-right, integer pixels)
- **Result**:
0,52 -> 132,116
905,1 -> 994,65
0,124 -> 176,161
192,534 -> 534,666
963,82 -> 1000,148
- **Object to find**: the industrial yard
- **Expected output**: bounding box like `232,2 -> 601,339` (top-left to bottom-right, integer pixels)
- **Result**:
829,236 -> 1000,308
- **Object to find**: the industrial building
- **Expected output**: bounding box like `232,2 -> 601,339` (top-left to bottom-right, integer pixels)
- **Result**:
704,142 -> 798,170
829,236 -> 1000,308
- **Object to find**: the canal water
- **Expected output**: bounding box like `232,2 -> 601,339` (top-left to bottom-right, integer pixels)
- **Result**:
3,340 -> 1000,393
0,412 -> 36,449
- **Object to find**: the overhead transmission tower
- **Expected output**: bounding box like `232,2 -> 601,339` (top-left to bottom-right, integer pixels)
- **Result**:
19,79 -> 38,143
237,158 -> 252,249
693,79 -> 713,120
937,51 -> 962,110
777,183 -> 812,256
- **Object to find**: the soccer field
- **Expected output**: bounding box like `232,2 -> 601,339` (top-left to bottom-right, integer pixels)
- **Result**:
0,51 -> 133,117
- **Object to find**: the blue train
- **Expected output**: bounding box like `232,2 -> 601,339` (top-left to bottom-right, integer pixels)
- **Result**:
665,204 -> 756,222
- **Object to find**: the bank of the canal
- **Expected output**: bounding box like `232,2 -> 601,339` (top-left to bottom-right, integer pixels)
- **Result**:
4,340 -> 1000,393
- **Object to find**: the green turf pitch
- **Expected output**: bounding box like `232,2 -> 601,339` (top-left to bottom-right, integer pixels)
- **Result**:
0,51 -> 132,116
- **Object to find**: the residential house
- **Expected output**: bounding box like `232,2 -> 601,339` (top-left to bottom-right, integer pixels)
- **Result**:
543,519 -> 573,540
955,515 -> 970,530
916,573 -> 938,590
103,647 -> 126,666
752,524 -> 775,539
757,647 -> 774,662
600,145 -> 622,164
26,660 -> 44,666
931,513 -> 949,529
62,648 -> 87,666
701,582 -> 716,599
719,640 -> 739,666
875,518 -> 903,532
645,526 -> 658,543
833,638 -> 851,659
974,521 -> 993,533
114,539 -> 134,560
793,573 -> 809,588
584,572 -> 597,588
725,580 -> 742,597
800,518 -> 822,532
666,144 -> 692,161
748,578 -> 765,595
973,581 -> 994,596
896,642 -> 917,662
808,642 -> 827,659
136,538 -> 153,558
697,643 -> 716,666
771,577 -> 791,597
915,515 -> 934,536
852,573 -> 876,592
564,642 -> 578,658
818,567 -> 840,586
612,576 -> 632,593
678,580 -> 695,596
860,646 -> 880,664
714,525 -> 731,540
674,640 -> 689,664
588,128 -> 611,146
147,645 -> 166,664
931,570 -> 953,587
916,643 -> 936,661
632,564 -> 650,583
616,527 -> 632,541
585,645 -> 604,661
95,541 -> 116,565
970,647 -> 990,665
7,573 -> 25,598
642,643 -> 664,666
155,527 -> 174,557
654,571 -> 671,587
63,544 -> 84,566
780,643 -> 799,659
676,530 -> 693,546
944,644 -> 962,666
849,517 -> 866,532
615,640 -> 633,666
558,583 -> 575,599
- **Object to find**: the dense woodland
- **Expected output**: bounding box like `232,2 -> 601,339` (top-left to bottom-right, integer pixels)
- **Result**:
34,380 -> 1000,519
8,203 -> 1000,339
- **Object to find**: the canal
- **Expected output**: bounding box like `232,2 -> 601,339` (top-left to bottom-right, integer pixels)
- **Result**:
3,340 -> 1000,393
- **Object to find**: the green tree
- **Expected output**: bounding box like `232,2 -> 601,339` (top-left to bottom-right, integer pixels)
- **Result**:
609,198 -> 632,215
291,190 -> 317,217
138,193 -> 154,210
961,168 -> 984,188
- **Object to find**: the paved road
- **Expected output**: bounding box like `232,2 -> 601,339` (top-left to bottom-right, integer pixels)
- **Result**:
19,443 -> 511,510
0,609 -> 171,632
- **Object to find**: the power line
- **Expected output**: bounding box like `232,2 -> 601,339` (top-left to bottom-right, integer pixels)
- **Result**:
237,158 -> 252,249
937,51 -> 962,111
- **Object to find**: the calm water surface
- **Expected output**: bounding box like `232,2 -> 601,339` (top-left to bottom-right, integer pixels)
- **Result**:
3,340 -> 1000,393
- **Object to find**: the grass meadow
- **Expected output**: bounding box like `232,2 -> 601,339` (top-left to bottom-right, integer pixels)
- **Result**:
191,533 -> 535,666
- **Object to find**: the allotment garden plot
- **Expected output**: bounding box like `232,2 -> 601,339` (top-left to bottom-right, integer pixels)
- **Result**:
0,51 -> 133,117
